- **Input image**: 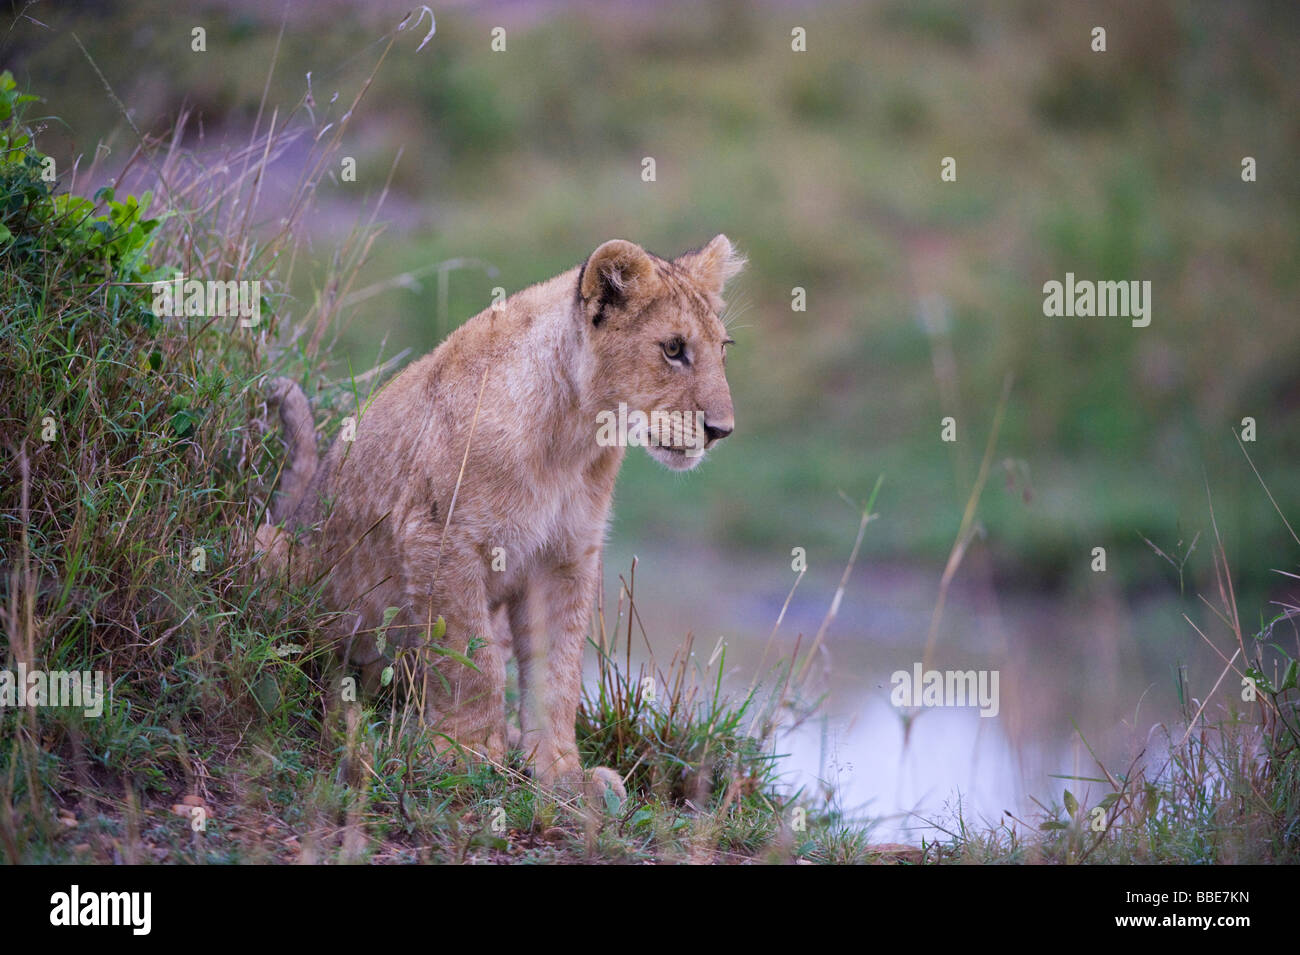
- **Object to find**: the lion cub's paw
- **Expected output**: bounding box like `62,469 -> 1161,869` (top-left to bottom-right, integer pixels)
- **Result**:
584,766 -> 627,812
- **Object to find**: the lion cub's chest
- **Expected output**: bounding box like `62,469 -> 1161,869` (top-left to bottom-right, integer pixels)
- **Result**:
481,473 -> 609,593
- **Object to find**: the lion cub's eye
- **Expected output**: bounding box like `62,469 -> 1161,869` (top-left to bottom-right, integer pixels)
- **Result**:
662,337 -> 687,363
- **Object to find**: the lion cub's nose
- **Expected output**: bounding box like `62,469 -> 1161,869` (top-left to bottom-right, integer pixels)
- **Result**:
704,419 -> 734,442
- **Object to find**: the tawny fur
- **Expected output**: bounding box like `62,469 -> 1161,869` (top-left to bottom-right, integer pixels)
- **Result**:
256,235 -> 743,796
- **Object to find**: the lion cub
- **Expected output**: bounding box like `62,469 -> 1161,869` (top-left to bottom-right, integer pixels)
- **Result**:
257,236 -> 743,798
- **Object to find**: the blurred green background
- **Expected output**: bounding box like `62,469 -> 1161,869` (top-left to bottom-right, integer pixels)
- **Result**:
11,0 -> 1300,603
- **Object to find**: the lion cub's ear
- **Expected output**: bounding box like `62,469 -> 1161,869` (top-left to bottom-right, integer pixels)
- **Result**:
580,239 -> 660,326
676,234 -> 745,297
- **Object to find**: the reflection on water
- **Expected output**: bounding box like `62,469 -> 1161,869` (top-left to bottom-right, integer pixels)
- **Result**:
595,543 -> 1215,843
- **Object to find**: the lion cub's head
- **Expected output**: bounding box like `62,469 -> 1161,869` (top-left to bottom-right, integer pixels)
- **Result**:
580,235 -> 744,471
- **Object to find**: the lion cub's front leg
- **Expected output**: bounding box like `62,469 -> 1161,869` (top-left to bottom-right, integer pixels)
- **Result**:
509,554 -> 623,804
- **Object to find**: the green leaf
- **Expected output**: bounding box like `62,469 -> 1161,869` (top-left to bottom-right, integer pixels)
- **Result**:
1244,667 -> 1276,695
375,606 -> 402,657
1039,820 -> 1069,831
1063,790 -> 1078,816
602,785 -> 623,815
253,673 -> 280,712
380,665 -> 394,687
428,644 -> 480,673
1280,659 -> 1298,693
170,410 -> 194,437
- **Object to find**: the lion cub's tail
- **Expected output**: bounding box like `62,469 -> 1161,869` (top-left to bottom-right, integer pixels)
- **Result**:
264,376 -> 319,523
